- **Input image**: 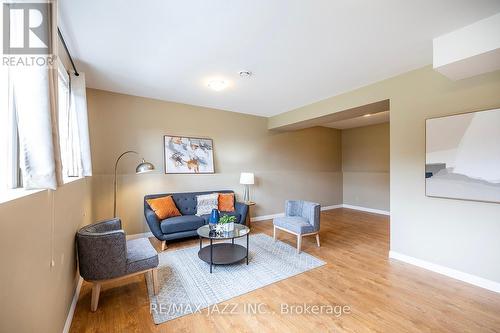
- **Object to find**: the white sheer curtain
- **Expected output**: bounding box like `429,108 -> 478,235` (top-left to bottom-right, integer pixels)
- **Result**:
70,72 -> 92,176
58,61 -> 81,179
12,66 -> 59,190
58,64 -> 93,180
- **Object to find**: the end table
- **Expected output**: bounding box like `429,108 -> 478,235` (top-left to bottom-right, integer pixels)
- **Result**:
244,201 -> 255,227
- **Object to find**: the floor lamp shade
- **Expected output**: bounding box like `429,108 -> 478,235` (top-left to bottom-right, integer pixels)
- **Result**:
240,172 -> 254,203
136,159 -> 155,174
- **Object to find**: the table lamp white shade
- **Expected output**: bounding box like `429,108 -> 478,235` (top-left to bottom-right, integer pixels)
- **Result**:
240,172 -> 254,203
240,172 -> 254,185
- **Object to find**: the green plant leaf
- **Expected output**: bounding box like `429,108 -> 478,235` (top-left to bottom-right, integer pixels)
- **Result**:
219,215 -> 237,224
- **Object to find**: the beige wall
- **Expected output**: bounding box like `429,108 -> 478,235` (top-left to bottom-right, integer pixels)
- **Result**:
0,179 -> 92,333
270,66 -> 500,284
87,89 -> 343,235
341,122 -> 390,211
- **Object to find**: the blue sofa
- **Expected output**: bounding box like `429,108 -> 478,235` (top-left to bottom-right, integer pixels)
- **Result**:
144,190 -> 248,245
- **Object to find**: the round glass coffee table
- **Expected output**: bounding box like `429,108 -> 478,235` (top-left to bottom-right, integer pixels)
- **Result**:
197,224 -> 250,273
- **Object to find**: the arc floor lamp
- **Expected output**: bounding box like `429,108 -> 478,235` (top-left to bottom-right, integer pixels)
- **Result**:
114,150 -> 155,217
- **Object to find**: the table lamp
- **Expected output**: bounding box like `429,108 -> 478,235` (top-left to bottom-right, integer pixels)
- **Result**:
239,172 -> 254,203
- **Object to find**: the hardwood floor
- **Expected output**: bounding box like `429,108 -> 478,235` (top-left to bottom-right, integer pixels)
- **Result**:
70,208 -> 500,332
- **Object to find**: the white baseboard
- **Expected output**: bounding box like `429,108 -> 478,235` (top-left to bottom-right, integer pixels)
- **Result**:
126,232 -> 154,240
389,251 -> 500,293
250,204 -> 343,222
63,277 -> 83,333
251,213 -> 284,222
342,204 -> 390,216
322,204 -> 343,211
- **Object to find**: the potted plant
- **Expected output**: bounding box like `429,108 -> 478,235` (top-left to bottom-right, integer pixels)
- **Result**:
218,215 -> 237,232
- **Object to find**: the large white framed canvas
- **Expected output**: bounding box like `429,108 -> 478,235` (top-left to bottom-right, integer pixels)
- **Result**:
164,136 -> 214,174
425,108 -> 500,203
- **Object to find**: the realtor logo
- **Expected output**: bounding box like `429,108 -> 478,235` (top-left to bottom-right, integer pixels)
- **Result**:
2,2 -> 54,55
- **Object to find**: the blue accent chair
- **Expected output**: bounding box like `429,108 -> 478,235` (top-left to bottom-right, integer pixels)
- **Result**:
144,190 -> 248,250
273,200 -> 321,253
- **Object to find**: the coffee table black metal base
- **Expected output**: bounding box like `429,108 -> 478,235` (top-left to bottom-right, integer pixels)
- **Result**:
198,235 -> 249,273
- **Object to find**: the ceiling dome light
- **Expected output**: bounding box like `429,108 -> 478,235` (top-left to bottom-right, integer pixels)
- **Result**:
208,79 -> 228,91
239,70 -> 252,77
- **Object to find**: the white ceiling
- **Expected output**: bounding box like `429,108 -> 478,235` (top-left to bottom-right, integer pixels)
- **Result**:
59,1 -> 500,117
323,111 -> 390,129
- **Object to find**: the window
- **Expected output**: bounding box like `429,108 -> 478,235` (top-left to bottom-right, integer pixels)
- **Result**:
1,59 -> 90,196
1,60 -> 81,196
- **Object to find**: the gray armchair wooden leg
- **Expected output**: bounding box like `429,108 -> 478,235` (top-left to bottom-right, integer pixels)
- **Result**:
316,233 -> 320,247
91,282 -> 101,312
161,240 -> 167,251
297,235 -> 302,254
152,268 -> 159,295
273,225 -> 276,241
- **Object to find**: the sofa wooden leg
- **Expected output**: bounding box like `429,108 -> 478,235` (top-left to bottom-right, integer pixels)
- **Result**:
273,225 -> 276,241
316,233 -> 321,247
152,268 -> 159,295
161,240 -> 167,251
297,235 -> 302,254
91,282 -> 101,312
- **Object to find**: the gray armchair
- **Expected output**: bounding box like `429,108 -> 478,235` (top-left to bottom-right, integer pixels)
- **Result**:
76,218 -> 159,311
273,200 -> 321,253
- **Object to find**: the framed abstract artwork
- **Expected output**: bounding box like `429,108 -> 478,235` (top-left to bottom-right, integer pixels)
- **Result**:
164,136 -> 215,174
425,107 -> 500,203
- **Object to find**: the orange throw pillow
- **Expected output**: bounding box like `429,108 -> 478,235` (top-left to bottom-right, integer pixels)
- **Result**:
146,196 -> 181,220
218,193 -> 235,212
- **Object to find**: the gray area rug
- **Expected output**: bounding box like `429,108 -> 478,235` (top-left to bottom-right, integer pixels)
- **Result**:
146,233 -> 325,324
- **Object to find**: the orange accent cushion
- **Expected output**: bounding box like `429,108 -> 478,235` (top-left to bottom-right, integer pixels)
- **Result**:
146,196 -> 181,220
218,193 -> 235,212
